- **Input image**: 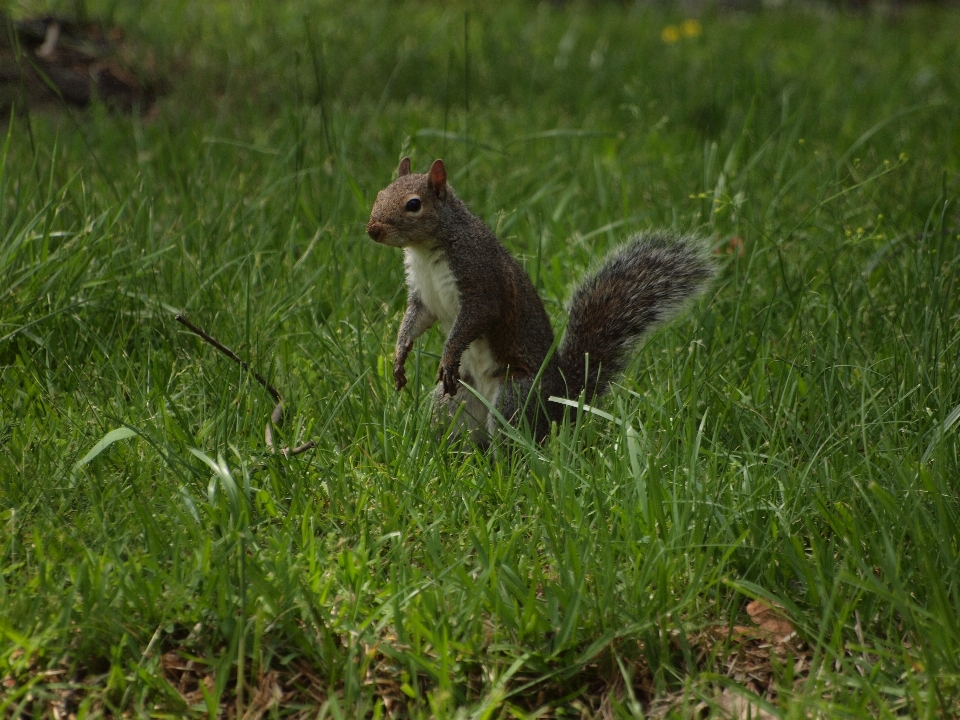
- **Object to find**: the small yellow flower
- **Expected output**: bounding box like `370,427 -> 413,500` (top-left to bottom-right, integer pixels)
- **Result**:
681,19 -> 702,38
661,25 -> 680,43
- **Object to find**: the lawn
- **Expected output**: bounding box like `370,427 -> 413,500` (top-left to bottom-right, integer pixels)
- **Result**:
1,0 -> 959,717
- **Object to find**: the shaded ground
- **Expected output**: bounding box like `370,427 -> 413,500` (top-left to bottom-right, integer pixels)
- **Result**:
0,13 -> 158,114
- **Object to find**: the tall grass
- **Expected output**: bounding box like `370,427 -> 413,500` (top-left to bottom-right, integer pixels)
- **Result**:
1,1 -> 958,716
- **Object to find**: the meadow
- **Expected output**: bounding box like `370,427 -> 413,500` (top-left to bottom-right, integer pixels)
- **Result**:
1,0 -> 959,716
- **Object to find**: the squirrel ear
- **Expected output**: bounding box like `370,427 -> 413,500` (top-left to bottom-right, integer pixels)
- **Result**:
397,157 -> 412,177
428,159 -> 447,198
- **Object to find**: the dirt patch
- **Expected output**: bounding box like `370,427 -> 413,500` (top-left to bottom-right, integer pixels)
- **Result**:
0,13 -> 159,115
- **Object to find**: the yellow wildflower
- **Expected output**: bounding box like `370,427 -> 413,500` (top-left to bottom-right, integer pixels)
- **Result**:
661,25 -> 680,43
681,19 -> 702,38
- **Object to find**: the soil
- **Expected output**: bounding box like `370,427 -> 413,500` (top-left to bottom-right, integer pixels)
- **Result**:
0,13 -> 159,115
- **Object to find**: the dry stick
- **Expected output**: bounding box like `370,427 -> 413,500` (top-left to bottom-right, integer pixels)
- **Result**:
175,315 -> 316,457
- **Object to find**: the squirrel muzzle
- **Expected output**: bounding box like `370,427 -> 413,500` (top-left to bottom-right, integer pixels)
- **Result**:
366,221 -> 390,245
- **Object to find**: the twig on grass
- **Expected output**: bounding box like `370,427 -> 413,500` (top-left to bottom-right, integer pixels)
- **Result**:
175,315 -> 316,457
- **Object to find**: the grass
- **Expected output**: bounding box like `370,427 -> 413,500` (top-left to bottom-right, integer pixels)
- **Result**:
1,0 -> 959,716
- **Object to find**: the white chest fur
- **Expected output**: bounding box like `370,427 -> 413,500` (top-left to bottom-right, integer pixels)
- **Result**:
405,246 -> 460,331
403,246 -> 503,419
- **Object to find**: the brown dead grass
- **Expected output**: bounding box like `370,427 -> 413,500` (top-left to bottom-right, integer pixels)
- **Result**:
1,601 -> 821,719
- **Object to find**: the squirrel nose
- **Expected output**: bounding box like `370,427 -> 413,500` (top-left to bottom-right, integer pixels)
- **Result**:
366,221 -> 385,243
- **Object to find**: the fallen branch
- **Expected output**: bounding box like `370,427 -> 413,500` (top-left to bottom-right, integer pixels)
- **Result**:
175,315 -> 316,457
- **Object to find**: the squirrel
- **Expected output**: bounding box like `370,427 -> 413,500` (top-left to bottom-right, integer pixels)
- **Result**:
366,157 -> 715,443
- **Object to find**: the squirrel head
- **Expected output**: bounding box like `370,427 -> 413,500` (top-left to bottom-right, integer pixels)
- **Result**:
366,158 -> 450,248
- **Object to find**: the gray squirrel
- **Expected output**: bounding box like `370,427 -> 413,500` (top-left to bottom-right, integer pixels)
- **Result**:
366,157 -> 714,443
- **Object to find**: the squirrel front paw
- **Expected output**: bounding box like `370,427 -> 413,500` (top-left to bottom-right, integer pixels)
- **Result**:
393,362 -> 407,392
394,342 -> 413,391
437,361 -> 460,397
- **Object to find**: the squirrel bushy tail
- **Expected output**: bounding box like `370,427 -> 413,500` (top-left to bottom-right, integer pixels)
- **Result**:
557,232 -> 714,403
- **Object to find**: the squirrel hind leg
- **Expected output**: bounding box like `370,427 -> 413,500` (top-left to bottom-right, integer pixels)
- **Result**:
431,376 -> 554,446
497,377 -> 554,443
432,382 -> 494,447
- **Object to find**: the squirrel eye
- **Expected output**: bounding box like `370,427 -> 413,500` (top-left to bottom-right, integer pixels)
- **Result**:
405,197 -> 422,213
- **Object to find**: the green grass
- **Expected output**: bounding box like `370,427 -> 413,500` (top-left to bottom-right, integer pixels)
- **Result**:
1,0 -> 959,716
